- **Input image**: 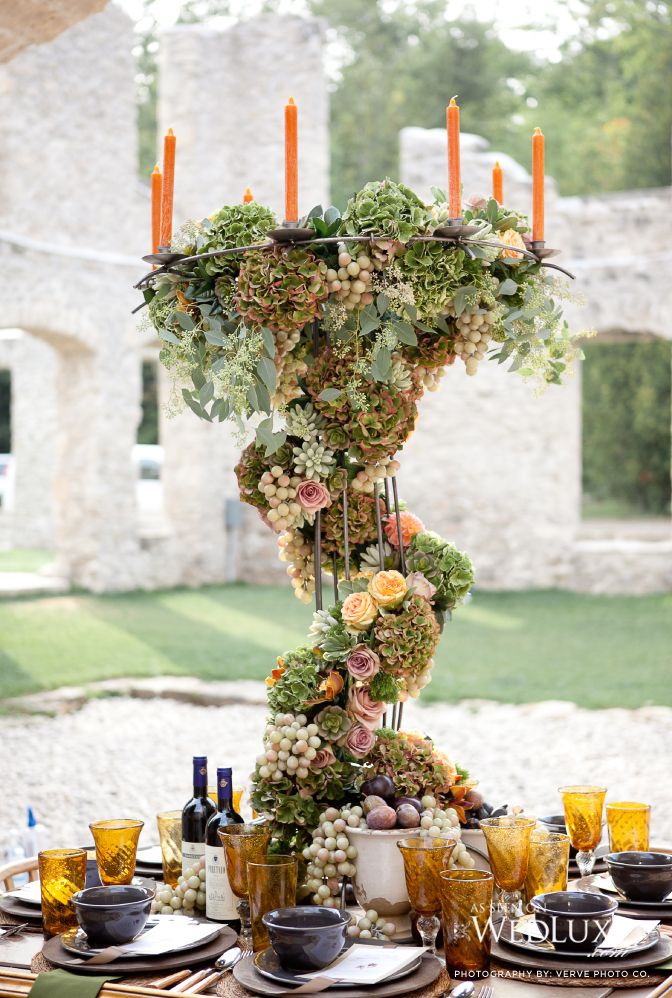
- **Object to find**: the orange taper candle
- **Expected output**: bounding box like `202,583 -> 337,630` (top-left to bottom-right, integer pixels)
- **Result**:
159,128 -> 176,249
532,127 -> 545,242
446,97 -> 461,219
492,161 -> 503,206
243,187 -> 254,204
284,97 -> 299,223
151,164 -> 162,254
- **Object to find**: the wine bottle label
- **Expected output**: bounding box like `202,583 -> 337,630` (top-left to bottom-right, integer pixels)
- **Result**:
182,841 -> 205,875
205,844 -> 238,921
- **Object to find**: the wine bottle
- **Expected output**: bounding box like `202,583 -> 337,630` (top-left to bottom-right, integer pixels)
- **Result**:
181,755 -> 216,875
204,767 -> 243,923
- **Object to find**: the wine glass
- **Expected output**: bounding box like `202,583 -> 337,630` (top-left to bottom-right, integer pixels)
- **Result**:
218,822 -> 271,943
479,816 -> 536,918
397,836 -> 455,953
559,785 -> 606,877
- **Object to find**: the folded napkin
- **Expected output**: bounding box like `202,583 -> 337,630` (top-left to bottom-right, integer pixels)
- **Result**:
84,915 -> 216,964
298,944 -> 426,985
517,913 -> 660,952
29,970 -> 119,998
591,873 -> 672,902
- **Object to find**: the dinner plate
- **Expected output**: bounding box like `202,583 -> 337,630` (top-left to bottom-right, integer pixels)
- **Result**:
1,875 -> 156,917
41,924 -> 237,975
573,875 -> 672,917
60,919 -> 221,958
5,881 -> 41,907
254,947 -> 422,989
135,846 -> 164,867
498,917 -> 660,959
0,894 -> 42,923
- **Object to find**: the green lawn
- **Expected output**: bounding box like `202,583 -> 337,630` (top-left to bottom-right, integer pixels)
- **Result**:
1,586 -> 670,708
0,548 -> 51,572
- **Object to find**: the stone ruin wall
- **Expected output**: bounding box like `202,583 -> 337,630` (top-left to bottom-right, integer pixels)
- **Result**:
0,5 -> 669,594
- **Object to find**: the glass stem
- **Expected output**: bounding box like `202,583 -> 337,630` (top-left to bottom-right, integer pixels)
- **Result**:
576,849 -> 596,878
238,899 -> 252,943
416,914 -> 440,955
500,889 -> 523,919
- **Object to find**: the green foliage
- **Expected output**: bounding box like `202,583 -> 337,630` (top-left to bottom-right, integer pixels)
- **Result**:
368,670 -> 400,704
582,338 -> 672,516
267,648 -> 321,714
342,179 -> 428,241
406,532 -> 475,612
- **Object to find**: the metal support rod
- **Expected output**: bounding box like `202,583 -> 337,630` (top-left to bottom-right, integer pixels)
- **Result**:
397,701 -> 404,731
391,475 -> 406,576
384,477 -> 392,512
312,318 -> 320,355
342,486 -> 351,581
332,552 -> 339,604
314,510 -> 323,611
373,482 -> 385,571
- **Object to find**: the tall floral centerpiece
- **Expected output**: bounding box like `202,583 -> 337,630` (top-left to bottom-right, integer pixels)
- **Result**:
138,110 -> 584,904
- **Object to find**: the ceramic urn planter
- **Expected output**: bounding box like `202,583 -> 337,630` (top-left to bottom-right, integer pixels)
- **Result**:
347,826 -> 416,916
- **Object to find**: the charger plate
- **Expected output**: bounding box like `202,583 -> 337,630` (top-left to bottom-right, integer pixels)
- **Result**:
41,924 -> 236,975
498,918 -> 659,959
492,930 -> 672,976
254,948 -> 422,989
0,896 -> 42,924
573,875 -> 672,917
60,920 -> 221,958
234,951 -> 442,997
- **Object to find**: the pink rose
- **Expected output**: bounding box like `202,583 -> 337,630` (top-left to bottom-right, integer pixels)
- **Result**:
343,724 -> 376,758
296,480 -> 331,512
405,571 -> 437,602
347,645 -> 381,681
311,746 -> 336,769
347,685 -> 386,731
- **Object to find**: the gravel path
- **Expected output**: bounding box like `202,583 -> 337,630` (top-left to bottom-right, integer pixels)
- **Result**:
3,694 -> 671,849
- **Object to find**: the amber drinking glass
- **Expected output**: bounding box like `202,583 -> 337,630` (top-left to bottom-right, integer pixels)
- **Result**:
559,785 -> 606,877
156,810 -> 182,888
397,837 -> 455,953
89,819 -> 144,885
607,802 -> 650,853
441,870 -> 494,976
219,822 -> 271,942
247,854 -> 298,952
524,832 -> 570,903
38,848 -> 87,936
480,816 -> 536,918
209,785 -> 245,814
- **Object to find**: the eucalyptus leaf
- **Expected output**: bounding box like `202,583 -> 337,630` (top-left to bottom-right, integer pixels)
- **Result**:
376,292 -> 390,315
392,320 -> 417,346
199,381 -> 214,405
370,346 -> 392,382
262,328 -> 276,358
324,206 -> 340,226
318,387 -> 343,402
498,278 -> 518,296
359,305 -> 380,336
257,356 -> 277,393
158,327 -> 180,345
175,311 -> 195,331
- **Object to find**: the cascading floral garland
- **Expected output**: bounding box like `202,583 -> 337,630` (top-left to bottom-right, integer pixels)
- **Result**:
139,178 -> 585,853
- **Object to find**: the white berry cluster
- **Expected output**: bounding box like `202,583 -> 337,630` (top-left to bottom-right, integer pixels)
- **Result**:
348,909 -> 397,942
259,467 -> 305,533
416,796 -> 475,869
150,858 -> 206,915
273,352 -> 308,408
256,713 -> 323,782
302,806 -> 360,907
278,529 -> 315,603
414,363 -> 448,392
351,458 -> 400,494
326,246 -> 375,311
449,309 -> 495,376
274,326 -> 301,360
400,661 -> 434,699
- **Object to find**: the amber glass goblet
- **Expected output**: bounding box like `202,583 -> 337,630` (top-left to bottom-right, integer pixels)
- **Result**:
440,869 -> 494,976
89,819 -> 144,885
156,810 -> 182,888
247,854 -> 298,951
397,837 -> 456,953
480,816 -> 536,918
524,831 -> 570,903
219,822 -> 271,942
38,848 -> 87,936
606,802 -> 650,853
559,785 -> 606,877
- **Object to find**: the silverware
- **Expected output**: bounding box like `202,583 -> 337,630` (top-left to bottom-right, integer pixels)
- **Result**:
449,983 -> 475,998
215,945 -> 243,971
478,986 -> 493,998
1,923 -> 29,937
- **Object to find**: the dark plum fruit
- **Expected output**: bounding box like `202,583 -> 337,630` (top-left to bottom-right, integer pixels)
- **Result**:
393,796 -> 423,814
465,789 -> 484,809
361,775 -> 396,802
366,805 -> 397,830
490,806 -> 508,818
396,804 -> 421,828
363,795 -> 387,815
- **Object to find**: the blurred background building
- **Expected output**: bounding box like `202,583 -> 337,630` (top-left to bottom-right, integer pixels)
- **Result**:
0,1 -> 670,594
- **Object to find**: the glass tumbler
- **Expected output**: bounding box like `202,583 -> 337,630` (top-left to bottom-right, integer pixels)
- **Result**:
156,810 -> 182,888
524,831 -> 570,903
606,802 -> 650,853
38,848 -> 87,936
247,854 -> 298,951
90,818 -> 144,885
441,869 -> 494,977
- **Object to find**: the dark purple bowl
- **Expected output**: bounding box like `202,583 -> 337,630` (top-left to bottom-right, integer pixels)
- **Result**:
71,885 -> 153,945
607,852 -> 672,903
263,906 -> 350,971
531,890 -> 617,952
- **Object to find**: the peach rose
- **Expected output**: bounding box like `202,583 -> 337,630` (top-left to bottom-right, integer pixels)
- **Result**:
347,645 -> 381,681
498,227 -> 526,262
342,724 -> 376,758
296,479 -> 331,512
341,591 -> 378,632
384,510 -> 425,548
369,570 -> 407,609
311,746 -> 336,769
405,571 -> 437,602
347,685 -> 386,731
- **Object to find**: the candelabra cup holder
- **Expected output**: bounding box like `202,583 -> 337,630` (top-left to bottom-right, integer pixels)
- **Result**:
433,218 -> 481,239
268,221 -> 315,243
142,248 -> 190,267
530,239 -> 561,260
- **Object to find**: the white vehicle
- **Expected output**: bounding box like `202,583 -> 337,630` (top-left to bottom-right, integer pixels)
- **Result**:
0,454 -> 14,510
